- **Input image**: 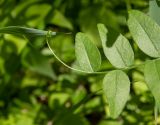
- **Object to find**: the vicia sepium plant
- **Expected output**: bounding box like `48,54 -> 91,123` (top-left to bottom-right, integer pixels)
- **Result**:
1,10 -> 160,119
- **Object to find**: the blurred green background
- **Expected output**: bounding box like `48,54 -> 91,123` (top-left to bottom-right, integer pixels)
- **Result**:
0,0 -> 160,125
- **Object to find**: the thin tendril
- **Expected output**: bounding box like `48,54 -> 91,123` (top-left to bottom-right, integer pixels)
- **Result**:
46,31 -> 109,74
46,30 -> 160,75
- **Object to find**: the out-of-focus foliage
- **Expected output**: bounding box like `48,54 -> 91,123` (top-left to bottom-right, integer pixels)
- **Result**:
1,0 -> 160,125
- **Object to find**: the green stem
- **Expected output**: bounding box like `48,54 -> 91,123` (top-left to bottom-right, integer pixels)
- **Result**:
46,33 -> 160,75
46,35 -> 110,74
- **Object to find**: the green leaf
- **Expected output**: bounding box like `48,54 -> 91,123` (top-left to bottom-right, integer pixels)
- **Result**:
4,34 -> 27,54
98,120 -> 122,125
0,26 -> 56,37
144,59 -> 160,109
49,93 -> 69,109
128,10 -> 160,58
103,70 -> 130,118
49,10 -> 73,30
149,0 -> 160,25
24,4 -> 51,27
97,24 -> 134,68
75,32 -> 101,72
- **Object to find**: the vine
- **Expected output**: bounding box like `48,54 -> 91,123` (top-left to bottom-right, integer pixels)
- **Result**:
0,10 -> 160,119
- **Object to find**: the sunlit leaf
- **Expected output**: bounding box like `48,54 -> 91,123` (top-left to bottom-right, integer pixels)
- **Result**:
144,59 -> 160,109
98,24 -> 134,68
103,70 -> 130,118
128,10 -> 160,57
75,32 -> 101,72
149,0 -> 160,25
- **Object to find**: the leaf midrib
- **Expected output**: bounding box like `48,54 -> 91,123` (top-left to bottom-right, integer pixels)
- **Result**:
151,61 -> 160,105
115,43 -> 127,67
101,31 -> 127,68
130,14 -> 160,56
82,39 -> 94,72
110,71 -> 118,117
114,71 -> 118,116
